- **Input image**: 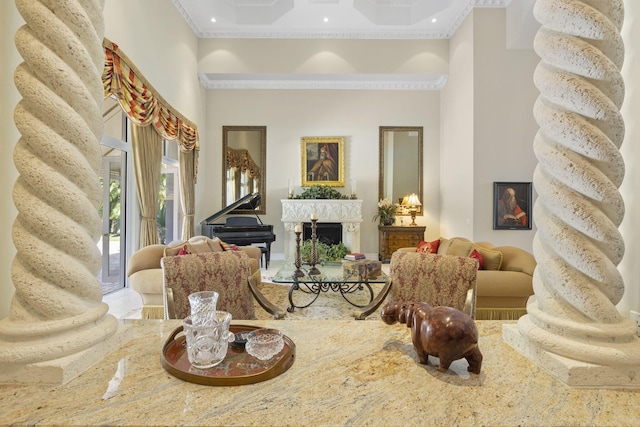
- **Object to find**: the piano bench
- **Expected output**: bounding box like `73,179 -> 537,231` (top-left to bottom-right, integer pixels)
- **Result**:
259,246 -> 269,269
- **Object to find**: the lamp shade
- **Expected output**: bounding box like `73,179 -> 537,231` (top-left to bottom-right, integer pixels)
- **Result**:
406,193 -> 421,207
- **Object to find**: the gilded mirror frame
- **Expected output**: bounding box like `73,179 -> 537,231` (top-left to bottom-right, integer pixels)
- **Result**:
222,125 -> 267,215
378,126 -> 423,216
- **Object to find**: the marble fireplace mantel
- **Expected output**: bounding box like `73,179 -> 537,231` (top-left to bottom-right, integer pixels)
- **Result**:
281,199 -> 363,259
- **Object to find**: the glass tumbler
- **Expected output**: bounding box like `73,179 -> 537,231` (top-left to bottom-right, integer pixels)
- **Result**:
182,311 -> 234,369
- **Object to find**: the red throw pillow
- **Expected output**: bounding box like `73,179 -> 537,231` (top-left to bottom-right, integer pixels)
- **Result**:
416,239 -> 440,254
469,249 -> 483,269
177,245 -> 190,256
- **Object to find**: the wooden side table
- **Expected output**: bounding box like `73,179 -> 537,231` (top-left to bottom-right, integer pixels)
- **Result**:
378,225 -> 426,262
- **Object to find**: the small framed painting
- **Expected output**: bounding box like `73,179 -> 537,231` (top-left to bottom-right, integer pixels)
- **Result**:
301,136 -> 345,187
493,182 -> 532,230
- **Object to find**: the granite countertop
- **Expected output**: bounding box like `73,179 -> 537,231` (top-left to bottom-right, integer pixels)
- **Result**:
1,319 -> 639,426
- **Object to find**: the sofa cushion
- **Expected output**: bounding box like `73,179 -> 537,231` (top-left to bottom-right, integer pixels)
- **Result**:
476,270 -> 534,298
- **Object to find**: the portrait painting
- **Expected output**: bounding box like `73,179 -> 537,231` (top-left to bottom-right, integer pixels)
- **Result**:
301,136 -> 345,187
493,182 -> 532,230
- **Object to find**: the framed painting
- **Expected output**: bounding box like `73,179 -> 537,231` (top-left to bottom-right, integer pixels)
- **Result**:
493,182 -> 532,230
301,136 -> 345,187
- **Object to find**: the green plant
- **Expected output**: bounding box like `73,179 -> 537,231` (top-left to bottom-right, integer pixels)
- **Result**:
294,185 -> 348,200
299,240 -> 350,263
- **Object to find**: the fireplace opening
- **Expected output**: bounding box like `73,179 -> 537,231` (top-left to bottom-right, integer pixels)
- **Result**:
303,222 -> 342,245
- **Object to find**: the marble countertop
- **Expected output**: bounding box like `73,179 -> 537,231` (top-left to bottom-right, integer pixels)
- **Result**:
1,319 -> 639,426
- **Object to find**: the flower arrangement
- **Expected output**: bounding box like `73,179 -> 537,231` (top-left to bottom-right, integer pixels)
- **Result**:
373,198 -> 398,226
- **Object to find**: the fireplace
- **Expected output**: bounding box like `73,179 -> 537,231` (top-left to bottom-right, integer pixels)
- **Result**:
281,199 -> 363,260
303,222 -> 342,245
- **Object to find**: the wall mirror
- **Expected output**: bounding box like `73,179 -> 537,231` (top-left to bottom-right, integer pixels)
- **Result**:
222,125 -> 266,214
379,126 -> 423,216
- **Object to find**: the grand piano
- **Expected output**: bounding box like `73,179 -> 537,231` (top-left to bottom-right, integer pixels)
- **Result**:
200,193 -> 276,268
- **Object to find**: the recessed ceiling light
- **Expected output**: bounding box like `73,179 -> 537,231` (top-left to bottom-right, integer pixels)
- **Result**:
431,18 -> 437,23
211,17 -> 217,23
324,17 -> 329,23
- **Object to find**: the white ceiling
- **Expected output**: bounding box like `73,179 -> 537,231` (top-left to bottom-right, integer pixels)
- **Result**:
171,0 -> 520,39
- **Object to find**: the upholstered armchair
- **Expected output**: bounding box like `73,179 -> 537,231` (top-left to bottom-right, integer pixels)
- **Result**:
386,252 -> 478,318
162,251 -> 286,320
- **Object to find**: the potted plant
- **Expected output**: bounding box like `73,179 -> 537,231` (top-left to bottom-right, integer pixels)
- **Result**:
373,198 -> 397,226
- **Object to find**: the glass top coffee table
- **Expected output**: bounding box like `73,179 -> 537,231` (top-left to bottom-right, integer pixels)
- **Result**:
272,262 -> 393,320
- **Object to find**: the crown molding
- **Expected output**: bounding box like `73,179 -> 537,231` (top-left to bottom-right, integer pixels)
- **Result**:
198,73 -> 448,90
194,29 -> 453,40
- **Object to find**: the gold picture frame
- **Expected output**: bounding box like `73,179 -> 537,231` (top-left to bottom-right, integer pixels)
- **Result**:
301,136 -> 345,187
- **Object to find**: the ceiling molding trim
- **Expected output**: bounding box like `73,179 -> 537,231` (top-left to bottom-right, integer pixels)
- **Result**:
172,0 -> 205,36
198,73 -> 448,91
194,29 -> 451,39
473,0 -> 512,7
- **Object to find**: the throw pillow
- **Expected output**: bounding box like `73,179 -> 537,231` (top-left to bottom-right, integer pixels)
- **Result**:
436,238 -> 452,255
164,240 -> 188,257
189,239 -> 213,254
447,239 -> 474,257
472,245 -> 503,270
220,240 -> 240,251
416,239 -> 440,254
469,249 -> 483,269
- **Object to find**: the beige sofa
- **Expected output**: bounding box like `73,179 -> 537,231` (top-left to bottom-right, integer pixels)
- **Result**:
398,237 -> 536,320
126,236 -> 262,319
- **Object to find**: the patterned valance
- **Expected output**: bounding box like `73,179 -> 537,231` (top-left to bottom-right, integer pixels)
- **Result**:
102,38 -> 199,153
226,148 -> 261,180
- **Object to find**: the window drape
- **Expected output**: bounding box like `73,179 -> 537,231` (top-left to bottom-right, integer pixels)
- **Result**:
102,38 -> 199,241
131,124 -> 162,246
180,149 -> 196,240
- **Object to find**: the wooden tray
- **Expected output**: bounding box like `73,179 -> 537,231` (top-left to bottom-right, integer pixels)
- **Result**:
161,324 -> 295,386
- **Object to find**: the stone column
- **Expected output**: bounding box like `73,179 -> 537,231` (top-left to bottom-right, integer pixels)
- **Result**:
0,0 -> 128,384
504,0 -> 640,388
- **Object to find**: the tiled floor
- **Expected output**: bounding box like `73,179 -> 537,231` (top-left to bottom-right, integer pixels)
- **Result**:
103,286 -> 144,319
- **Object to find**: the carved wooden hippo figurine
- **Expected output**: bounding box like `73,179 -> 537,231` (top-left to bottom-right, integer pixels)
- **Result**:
381,301 -> 483,374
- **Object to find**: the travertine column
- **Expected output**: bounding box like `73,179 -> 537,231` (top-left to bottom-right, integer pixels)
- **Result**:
504,0 -> 640,388
0,0 -> 126,384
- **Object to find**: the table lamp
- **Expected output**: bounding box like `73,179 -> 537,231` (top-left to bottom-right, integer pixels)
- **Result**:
402,193 -> 421,226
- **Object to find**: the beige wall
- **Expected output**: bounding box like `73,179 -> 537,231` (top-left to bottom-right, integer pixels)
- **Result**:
440,9 -> 475,240
198,39 -> 449,74
471,8 -> 540,250
201,89 -> 441,253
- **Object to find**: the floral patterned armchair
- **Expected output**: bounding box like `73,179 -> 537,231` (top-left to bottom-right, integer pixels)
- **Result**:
162,251 -> 286,320
387,252 -> 478,318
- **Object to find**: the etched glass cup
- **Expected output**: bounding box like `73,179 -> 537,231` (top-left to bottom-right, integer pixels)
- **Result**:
246,328 -> 284,361
182,311 -> 234,369
188,291 -> 219,326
